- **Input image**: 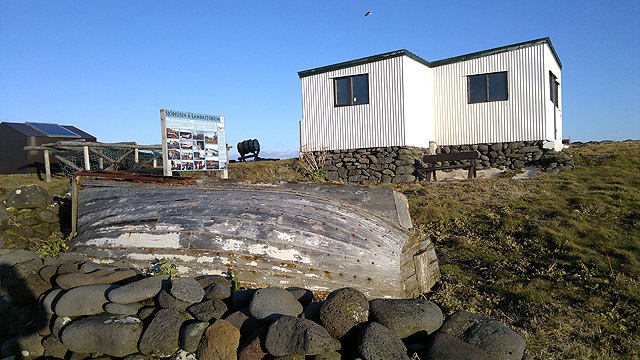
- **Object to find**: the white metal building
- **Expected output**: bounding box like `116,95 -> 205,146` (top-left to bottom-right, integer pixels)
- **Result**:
298,38 -> 562,152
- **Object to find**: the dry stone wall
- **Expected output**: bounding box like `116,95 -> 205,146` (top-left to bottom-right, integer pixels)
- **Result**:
0,185 -> 63,249
311,141 -> 575,184
0,249 -> 532,360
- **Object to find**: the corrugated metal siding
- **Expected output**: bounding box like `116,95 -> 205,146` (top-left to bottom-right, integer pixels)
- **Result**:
300,57 -> 405,151
544,44 -> 562,141
432,44 -> 547,146
402,57 -> 433,148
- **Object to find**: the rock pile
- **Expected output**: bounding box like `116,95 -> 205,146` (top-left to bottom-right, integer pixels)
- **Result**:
306,141 -> 574,183
0,250 -> 530,359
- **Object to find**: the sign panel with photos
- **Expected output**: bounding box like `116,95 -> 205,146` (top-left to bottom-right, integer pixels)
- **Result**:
161,109 -> 226,174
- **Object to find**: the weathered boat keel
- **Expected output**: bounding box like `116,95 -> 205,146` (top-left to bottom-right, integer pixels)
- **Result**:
70,172 -> 439,298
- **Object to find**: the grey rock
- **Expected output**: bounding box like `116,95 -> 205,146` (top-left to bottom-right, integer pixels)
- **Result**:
369,298 -> 443,339
425,333 -> 492,360
55,269 -> 137,290
301,302 -> 323,323
238,326 -> 269,360
104,302 -> 144,315
78,261 -> 105,273
9,332 -> 45,359
0,337 -> 17,358
139,308 -> 183,357
440,311 -> 525,360
249,287 -> 303,321
51,315 -> 72,340
1,261 -> 49,303
170,277 -> 205,304
357,322 -> 409,360
197,320 -> 241,360
225,308 -> 268,335
157,290 -> 191,311
187,298 -> 228,321
265,315 -> 340,356
325,171 -> 339,181
56,262 -> 79,274
38,264 -> 59,284
0,249 -> 41,266
137,306 -> 156,321
41,289 -> 63,314
43,334 -> 68,358
108,275 -> 169,304
196,274 -> 233,289
54,284 -> 114,317
179,321 -> 209,353
319,287 -> 369,339
286,287 -> 314,306
5,184 -> 52,209
205,283 -> 233,300
60,313 -> 143,357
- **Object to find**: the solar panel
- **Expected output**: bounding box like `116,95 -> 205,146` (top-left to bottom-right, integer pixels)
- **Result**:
26,122 -> 81,137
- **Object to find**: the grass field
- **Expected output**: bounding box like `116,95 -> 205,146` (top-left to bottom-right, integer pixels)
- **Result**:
1,141 -> 638,359
393,140 -> 640,359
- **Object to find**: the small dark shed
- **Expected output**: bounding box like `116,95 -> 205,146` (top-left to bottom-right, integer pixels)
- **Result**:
0,122 -> 96,174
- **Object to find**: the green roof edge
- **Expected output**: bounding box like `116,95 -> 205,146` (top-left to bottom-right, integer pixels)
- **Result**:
297,37 -> 561,78
297,50 -> 430,78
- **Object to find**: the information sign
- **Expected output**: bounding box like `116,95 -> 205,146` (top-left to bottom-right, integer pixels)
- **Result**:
161,109 -> 226,176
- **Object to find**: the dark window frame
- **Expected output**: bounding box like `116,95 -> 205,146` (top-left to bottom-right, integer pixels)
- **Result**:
333,74 -> 369,107
549,71 -> 560,108
467,71 -> 509,104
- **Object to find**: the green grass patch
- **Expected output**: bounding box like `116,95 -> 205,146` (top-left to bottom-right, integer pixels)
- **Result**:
394,140 -> 640,359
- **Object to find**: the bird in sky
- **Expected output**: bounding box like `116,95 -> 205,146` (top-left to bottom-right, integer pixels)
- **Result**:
364,11 -> 372,17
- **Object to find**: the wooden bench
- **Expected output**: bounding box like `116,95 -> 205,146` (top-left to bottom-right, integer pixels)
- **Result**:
420,151 -> 479,182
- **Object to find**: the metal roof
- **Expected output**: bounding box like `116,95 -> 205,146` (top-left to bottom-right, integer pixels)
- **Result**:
1,122 -> 95,139
298,37 -> 561,78
2,122 -> 46,137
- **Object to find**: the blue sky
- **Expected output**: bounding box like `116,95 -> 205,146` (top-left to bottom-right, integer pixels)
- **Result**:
1,1 -> 639,159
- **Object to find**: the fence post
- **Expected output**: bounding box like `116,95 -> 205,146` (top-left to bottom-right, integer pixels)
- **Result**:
83,146 -> 90,171
222,144 -> 230,179
44,149 -> 51,182
134,148 -> 139,169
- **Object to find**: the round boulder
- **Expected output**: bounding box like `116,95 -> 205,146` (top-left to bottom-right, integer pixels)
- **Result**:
5,185 -> 52,209
439,311 -> 525,360
249,287 -> 303,321
357,322 -> 409,360
265,315 -> 340,356
59,313 -> 143,357
369,298 -> 443,339
107,275 -> 170,304
139,308 -> 183,357
319,287 -> 369,339
169,277 -> 205,304
197,320 -> 240,360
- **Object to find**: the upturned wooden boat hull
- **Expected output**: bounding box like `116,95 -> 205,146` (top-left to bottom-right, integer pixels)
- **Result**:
70,172 -> 439,298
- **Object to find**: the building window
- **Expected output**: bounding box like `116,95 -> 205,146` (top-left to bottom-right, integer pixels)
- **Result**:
550,71 -> 559,108
334,74 -> 369,106
468,71 -> 508,103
